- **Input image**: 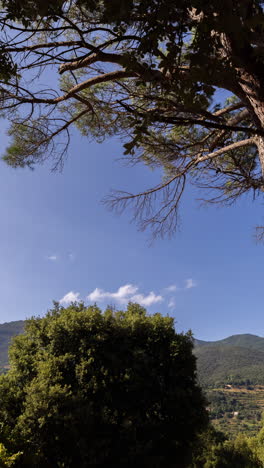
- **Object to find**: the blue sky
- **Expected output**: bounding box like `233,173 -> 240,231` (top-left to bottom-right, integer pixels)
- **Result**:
0,122 -> 263,341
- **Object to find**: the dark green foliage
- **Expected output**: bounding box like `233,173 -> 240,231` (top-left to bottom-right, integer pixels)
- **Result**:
0,303 -> 207,467
2,0 -> 63,21
191,429 -> 262,468
0,50 -> 17,82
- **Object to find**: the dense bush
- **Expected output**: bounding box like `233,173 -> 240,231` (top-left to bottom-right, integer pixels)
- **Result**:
191,429 -> 262,468
0,302 -> 207,467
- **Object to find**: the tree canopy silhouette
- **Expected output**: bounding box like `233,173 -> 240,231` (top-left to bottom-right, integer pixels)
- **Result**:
0,0 -> 264,235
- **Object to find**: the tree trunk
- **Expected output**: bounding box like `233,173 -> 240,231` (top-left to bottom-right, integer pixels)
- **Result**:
255,136 -> 264,185
237,70 -> 264,181
238,70 -> 264,129
219,34 -> 264,180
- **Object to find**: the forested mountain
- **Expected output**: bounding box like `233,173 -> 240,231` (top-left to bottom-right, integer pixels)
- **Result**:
0,321 -> 24,367
194,334 -> 264,387
195,346 -> 264,386
195,334 -> 264,352
194,334 -> 264,436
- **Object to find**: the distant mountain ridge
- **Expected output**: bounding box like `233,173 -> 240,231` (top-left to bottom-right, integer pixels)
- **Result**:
195,333 -> 264,351
0,320 -> 25,366
194,334 -> 264,387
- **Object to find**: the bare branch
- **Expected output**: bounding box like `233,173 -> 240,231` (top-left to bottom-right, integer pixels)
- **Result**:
197,138 -> 256,164
4,40 -> 84,53
255,226 -> 264,243
1,70 -> 139,105
213,102 -> 244,116
145,113 -> 263,137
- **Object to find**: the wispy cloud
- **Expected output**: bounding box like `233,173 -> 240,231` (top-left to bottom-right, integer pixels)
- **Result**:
46,252 -> 76,262
47,255 -> 58,261
185,278 -> 197,289
87,284 -> 163,307
165,284 -> 178,293
59,291 -> 80,305
168,298 -> 176,309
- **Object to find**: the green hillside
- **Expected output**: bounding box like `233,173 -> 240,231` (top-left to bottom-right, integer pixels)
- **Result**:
0,320 -> 25,367
195,345 -> 264,386
195,334 -> 264,352
194,334 -> 264,387
194,334 -> 264,437
207,387 -> 264,437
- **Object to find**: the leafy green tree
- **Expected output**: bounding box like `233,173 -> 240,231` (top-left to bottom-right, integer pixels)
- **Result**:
247,413 -> 264,464
0,444 -> 22,468
0,1 -> 264,236
2,0 -> 63,21
191,429 -> 262,467
0,1 -> 63,80
0,302 -> 208,467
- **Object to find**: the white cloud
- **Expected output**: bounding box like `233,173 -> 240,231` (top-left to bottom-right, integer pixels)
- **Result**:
47,255 -> 57,261
87,284 -> 137,303
68,252 -> 75,261
185,278 -> 197,289
87,284 -> 163,307
114,284 -> 138,301
168,298 -> 176,309
87,287 -> 107,302
165,284 -> 178,292
87,288 -> 104,302
131,292 -> 163,307
59,291 -> 80,305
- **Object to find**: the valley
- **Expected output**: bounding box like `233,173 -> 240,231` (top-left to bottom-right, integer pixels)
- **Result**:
207,385 -> 264,436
